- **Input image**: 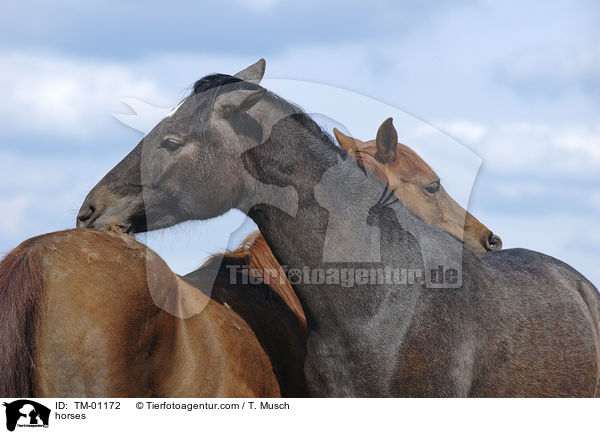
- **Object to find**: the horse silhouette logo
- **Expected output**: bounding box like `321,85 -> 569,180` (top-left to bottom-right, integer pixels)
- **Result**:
3,400 -> 50,432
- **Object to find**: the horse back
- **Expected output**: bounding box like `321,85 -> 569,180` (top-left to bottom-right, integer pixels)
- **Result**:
386,248 -> 600,397
467,248 -> 600,396
2,229 -> 279,397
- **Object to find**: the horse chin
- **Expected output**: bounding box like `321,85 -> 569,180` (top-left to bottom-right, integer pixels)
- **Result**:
136,211 -> 188,233
128,218 -> 148,234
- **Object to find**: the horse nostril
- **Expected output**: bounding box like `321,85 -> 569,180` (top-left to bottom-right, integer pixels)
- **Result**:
77,205 -> 96,224
486,233 -> 503,251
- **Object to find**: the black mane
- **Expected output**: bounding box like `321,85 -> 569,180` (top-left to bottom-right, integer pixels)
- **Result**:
192,73 -> 258,95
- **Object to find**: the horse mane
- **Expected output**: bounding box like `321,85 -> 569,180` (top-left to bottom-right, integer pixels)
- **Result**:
192,74 -> 246,95
0,240 -> 45,397
217,231 -> 306,326
291,113 -> 343,156
352,150 -> 388,183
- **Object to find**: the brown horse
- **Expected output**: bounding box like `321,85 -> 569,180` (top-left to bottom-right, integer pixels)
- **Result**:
0,228 -> 280,397
334,119 -> 502,253
183,231 -> 307,397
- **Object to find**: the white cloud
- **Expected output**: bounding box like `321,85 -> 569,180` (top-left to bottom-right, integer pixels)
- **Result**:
496,43 -> 600,97
233,0 -> 283,11
436,121 -> 488,144
553,125 -> 600,161
434,121 -> 600,178
0,52 -> 167,139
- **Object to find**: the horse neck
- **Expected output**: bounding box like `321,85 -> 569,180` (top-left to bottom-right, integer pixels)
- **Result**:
245,120 -> 427,329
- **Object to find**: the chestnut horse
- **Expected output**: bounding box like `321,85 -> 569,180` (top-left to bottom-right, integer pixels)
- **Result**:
0,228 -> 280,397
78,59 -> 600,396
183,231 -> 307,397
333,120 -> 502,252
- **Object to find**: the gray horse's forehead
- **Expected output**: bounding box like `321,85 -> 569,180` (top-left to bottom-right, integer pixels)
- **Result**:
165,99 -> 187,118
158,97 -> 202,129
165,96 -> 198,119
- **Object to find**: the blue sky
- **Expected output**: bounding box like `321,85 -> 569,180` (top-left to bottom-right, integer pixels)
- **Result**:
1,0 -> 599,287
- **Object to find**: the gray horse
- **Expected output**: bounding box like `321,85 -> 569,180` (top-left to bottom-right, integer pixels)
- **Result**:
77,59 -> 600,397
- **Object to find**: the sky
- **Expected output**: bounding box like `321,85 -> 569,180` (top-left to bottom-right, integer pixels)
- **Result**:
0,0 -> 599,288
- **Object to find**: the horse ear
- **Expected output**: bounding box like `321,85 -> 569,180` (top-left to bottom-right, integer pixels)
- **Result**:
333,128 -> 363,153
234,58 -> 266,84
214,88 -> 267,117
375,117 -> 398,163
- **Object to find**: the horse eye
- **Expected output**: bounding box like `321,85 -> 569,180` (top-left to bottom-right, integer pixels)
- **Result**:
161,138 -> 183,152
424,181 -> 440,194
